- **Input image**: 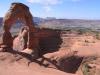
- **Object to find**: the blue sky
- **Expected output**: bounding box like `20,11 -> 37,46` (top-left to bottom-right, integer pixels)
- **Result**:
0,0 -> 100,19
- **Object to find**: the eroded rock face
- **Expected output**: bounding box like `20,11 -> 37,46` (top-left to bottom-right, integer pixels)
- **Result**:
0,3 -> 38,53
0,31 -> 13,48
13,26 -> 28,51
37,29 -> 62,56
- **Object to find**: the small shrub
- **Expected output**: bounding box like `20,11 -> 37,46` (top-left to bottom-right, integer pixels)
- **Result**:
82,63 -> 89,75
95,33 -> 100,40
85,40 -> 89,43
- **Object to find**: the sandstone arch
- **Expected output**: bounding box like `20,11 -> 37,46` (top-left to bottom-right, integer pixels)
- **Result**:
3,3 -> 35,32
0,3 -> 38,53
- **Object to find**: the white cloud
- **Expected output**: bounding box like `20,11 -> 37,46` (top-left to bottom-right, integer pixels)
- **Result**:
43,6 -> 51,12
27,0 -> 82,5
27,0 -> 63,14
27,0 -> 62,6
26,0 -> 82,17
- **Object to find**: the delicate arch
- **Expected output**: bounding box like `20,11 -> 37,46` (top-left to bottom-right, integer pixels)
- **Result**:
0,3 -> 38,50
3,2 -> 35,32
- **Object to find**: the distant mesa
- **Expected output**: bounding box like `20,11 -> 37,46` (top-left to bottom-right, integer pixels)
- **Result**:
0,17 -> 100,30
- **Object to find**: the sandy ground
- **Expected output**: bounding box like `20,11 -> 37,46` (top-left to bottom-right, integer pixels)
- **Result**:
0,52 -> 75,75
73,39 -> 100,57
59,34 -> 100,58
0,35 -> 100,75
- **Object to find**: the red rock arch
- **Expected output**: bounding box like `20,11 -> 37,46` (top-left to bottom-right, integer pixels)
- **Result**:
0,3 -> 38,52
3,3 -> 35,32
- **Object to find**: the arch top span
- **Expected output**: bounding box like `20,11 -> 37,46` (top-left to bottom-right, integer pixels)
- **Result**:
3,2 -> 35,32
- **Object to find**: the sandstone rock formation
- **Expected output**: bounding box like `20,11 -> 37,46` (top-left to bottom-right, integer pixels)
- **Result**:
42,50 -> 81,73
3,3 -> 35,31
0,31 -> 13,48
13,26 -> 29,51
0,3 -> 39,54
